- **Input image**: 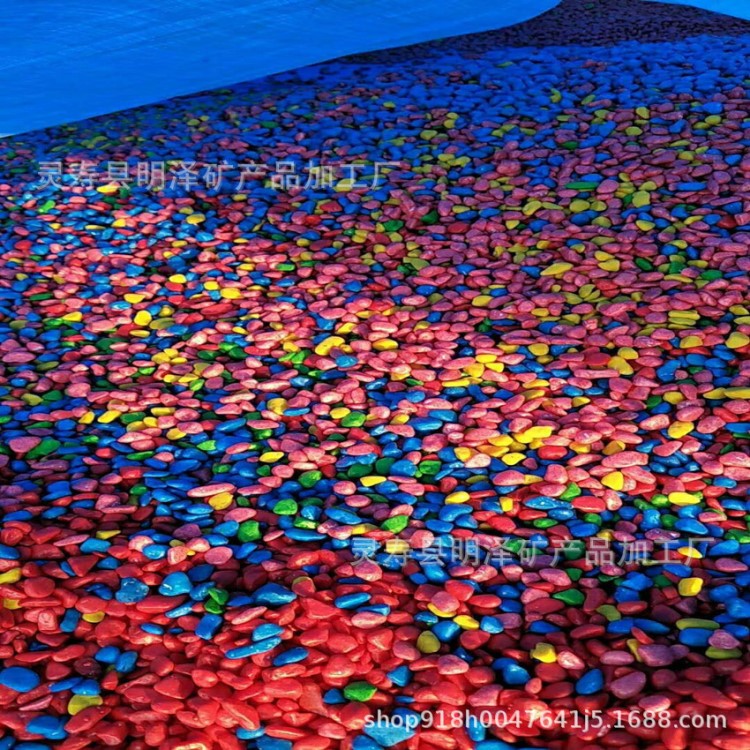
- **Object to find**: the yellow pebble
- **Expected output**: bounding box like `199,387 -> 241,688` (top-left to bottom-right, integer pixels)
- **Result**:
667,421 -> 694,439
632,190 -> 651,208
314,336 -> 345,356
209,492 -> 233,511
185,213 -> 205,225
596,605 -> 622,621
220,287 -> 242,300
678,545 -> 703,559
530,642 -> 557,663
96,530 -> 120,540
540,262 -> 573,277
417,631 -> 441,654
446,491 -> 470,504
267,398 -> 287,415
428,604 -> 455,618
463,363 -> 484,378
707,647 -> 742,660
680,335 -> 703,349
529,343 -> 549,356
360,476 -> 386,487
384,539 -> 409,555
668,491 -> 700,506
676,618 -> 718,630
0,568 -> 21,585
68,695 -> 103,715
82,611 -> 105,623
502,452 -> 525,466
608,356 -> 633,375
727,332 -> 750,349
599,259 -> 621,272
523,200 -> 542,216
134,310 -> 152,327
725,388 -> 750,399
703,388 -> 724,398
260,451 -> 284,463
472,295 -> 493,307
453,615 -> 479,630
678,577 -> 703,597
3,598 -> 20,609
516,425 -> 553,443
602,471 -> 624,491
373,339 -> 398,351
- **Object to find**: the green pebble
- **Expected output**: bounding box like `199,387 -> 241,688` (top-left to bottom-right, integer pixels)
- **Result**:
273,499 -> 298,515
127,451 -> 153,461
559,483 -> 580,501
26,438 -> 61,459
651,494 -> 670,508
341,412 -> 366,428
418,460 -> 441,476
381,515 -> 408,533
565,181 -> 598,190
343,682 -> 377,702
238,521 -> 261,542
299,470 -> 322,488
553,589 -> 585,606
293,518 -> 317,529
533,518 -> 557,529
562,541 -> 585,560
375,458 -> 394,475
208,588 -> 229,604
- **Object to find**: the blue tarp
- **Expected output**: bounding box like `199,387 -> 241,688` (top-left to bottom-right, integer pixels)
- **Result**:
2,1 -> 560,136
7,0 -> 750,137
649,0 -> 750,20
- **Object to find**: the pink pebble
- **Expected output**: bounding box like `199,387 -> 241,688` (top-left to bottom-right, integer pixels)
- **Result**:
9,436 -> 41,454
610,671 -> 647,699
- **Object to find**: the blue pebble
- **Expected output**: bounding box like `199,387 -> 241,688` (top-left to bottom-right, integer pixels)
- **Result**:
226,636 -> 281,659
0,667 -> 40,692
26,716 -> 67,741
116,577 -> 149,603
159,572 -> 192,596
273,647 -> 308,666
576,669 -> 604,695
253,583 -> 297,606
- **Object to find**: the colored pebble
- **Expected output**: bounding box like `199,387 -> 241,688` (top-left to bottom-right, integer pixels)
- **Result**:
2,1 -> 750,748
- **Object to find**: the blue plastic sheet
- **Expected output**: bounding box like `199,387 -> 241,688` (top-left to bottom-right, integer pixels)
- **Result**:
2,0 -> 560,136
